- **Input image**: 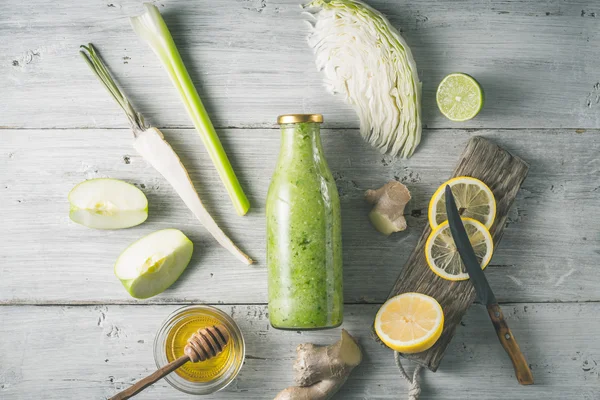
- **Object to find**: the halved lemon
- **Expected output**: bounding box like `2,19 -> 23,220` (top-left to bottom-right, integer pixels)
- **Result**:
425,218 -> 494,281
375,293 -> 444,353
428,176 -> 496,229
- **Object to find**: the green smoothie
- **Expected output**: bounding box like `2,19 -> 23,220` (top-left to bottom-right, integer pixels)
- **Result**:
267,117 -> 343,329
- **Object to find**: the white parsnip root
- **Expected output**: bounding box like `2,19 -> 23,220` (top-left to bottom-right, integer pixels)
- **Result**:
365,181 -> 411,235
133,128 -> 253,264
80,44 -> 252,264
274,330 -> 362,400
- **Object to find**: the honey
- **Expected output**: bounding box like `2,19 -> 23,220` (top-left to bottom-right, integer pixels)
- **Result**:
154,305 -> 245,395
166,312 -> 233,382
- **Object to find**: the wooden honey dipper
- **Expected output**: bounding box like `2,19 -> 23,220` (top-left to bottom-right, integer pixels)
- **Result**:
109,324 -> 230,400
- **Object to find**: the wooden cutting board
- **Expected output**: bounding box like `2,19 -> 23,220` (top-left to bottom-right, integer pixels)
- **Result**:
384,136 -> 530,372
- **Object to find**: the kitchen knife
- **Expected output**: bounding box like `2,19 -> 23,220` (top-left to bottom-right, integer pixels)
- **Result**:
444,185 -> 534,385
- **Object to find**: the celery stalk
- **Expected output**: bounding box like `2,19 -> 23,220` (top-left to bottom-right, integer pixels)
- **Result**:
130,3 -> 250,216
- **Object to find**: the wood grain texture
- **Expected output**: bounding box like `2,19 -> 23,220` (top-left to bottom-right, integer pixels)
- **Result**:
1,0 -> 599,129
0,303 -> 598,400
2,0 -> 599,398
387,137 -> 529,371
487,303 -> 534,385
2,128 -> 600,304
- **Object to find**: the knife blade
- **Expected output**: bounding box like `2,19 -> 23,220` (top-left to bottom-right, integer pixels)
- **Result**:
444,185 -> 534,385
444,185 -> 496,306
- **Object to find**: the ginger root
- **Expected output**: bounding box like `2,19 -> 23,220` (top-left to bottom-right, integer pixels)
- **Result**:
274,330 -> 362,400
365,181 -> 411,235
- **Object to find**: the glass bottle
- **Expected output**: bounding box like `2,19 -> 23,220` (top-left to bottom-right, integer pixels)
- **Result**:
266,114 -> 343,329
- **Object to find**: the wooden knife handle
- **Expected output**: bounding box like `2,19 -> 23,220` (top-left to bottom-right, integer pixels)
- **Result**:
486,303 -> 534,385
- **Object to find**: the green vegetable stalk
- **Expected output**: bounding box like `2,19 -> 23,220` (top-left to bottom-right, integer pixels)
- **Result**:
80,44 -> 253,264
130,3 -> 250,216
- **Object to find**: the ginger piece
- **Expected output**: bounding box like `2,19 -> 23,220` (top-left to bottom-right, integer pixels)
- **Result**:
274,330 -> 362,400
365,181 -> 412,235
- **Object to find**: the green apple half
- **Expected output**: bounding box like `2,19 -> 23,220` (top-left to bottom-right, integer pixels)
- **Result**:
69,178 -> 148,229
115,229 -> 193,299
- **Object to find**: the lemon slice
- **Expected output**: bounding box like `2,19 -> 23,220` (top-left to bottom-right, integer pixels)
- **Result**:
428,176 -> 496,229
425,218 -> 494,281
375,293 -> 444,354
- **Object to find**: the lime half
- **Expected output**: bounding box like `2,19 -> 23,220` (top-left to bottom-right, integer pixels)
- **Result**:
436,73 -> 483,121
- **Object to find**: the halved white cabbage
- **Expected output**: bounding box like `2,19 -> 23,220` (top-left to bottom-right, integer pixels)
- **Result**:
305,0 -> 422,158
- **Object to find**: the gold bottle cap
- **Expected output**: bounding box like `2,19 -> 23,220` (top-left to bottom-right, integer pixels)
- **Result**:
277,114 -> 323,124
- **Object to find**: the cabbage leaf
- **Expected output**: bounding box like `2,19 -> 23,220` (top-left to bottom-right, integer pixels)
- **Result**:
305,0 -> 422,158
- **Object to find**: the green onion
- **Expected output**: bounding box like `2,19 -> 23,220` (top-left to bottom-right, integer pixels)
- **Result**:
130,3 -> 250,215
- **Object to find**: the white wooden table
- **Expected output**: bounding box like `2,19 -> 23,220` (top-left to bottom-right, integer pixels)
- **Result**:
1,1 -> 599,399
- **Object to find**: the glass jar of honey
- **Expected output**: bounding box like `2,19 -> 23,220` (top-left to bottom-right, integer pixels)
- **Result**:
153,305 -> 245,394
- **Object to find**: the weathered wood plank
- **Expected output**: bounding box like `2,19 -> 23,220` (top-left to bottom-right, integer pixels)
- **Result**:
0,303 -> 598,399
387,137 -> 529,371
1,128 -> 599,304
1,0 -> 599,129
